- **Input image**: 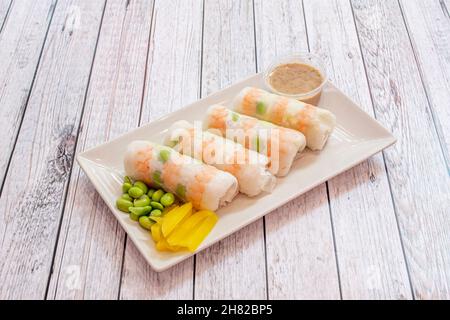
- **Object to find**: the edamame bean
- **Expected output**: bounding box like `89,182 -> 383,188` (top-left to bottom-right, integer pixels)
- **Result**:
121,193 -> 133,201
256,101 -> 267,115
128,186 -> 144,199
176,184 -> 186,199
147,188 -> 155,198
116,198 -> 133,213
134,181 -> 148,193
129,206 -> 152,221
129,212 -> 139,221
150,209 -> 162,217
149,215 -> 161,223
122,182 -> 132,193
159,149 -> 171,163
134,194 -> 150,207
150,201 -> 164,211
138,216 -> 154,230
160,192 -> 175,207
152,171 -> 162,187
152,189 -> 164,202
124,176 -> 132,184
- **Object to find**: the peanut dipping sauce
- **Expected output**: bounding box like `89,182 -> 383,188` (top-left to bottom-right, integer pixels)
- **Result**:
268,63 -> 324,105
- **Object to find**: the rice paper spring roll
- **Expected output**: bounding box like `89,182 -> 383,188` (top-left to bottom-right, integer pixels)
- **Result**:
124,140 -> 238,211
232,87 -> 336,150
204,105 -> 306,177
165,120 -> 276,197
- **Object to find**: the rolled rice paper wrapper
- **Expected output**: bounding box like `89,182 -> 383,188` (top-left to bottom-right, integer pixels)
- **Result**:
232,87 -> 336,150
204,105 -> 306,176
124,140 -> 238,211
165,120 -> 276,197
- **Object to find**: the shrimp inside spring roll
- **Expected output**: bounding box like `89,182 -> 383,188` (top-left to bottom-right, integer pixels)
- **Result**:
232,87 -> 336,150
204,105 -> 306,176
165,120 -> 276,197
124,140 -> 238,211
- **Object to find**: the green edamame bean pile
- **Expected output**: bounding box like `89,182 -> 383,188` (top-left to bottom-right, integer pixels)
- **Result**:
116,176 -> 176,230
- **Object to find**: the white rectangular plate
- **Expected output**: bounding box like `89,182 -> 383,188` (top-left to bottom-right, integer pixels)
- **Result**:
77,73 -> 396,271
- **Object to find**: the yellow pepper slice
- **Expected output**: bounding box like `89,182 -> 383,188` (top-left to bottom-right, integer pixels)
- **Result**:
161,202 -> 192,237
156,238 -> 183,252
150,223 -> 162,242
166,210 -> 215,246
162,204 -> 178,215
179,214 -> 218,252
156,239 -> 171,252
149,216 -> 163,224
150,202 -> 218,253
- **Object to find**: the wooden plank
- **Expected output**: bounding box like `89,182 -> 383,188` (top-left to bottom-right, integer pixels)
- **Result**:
400,0 -> 450,169
119,0 -> 203,300
46,0 -> 153,300
0,0 -> 105,299
303,0 -> 412,299
0,0 -> 56,189
254,0 -> 340,299
194,0 -> 267,300
0,0 -> 12,29
351,0 -> 450,299
444,0 -> 450,16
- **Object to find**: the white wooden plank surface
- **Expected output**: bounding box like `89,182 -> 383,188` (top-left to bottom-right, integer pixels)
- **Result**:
0,0 -> 447,300
351,0 -> 450,299
119,0 -> 203,300
444,0 -> 450,16
194,0 -> 267,300
304,0 -> 412,299
254,0 -> 341,300
0,0 -> 56,188
0,0 -> 11,29
46,0 -> 153,300
0,0 -> 105,299
400,0 -> 450,169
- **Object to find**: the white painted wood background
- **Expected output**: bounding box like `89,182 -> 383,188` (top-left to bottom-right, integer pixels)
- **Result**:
0,0 -> 448,300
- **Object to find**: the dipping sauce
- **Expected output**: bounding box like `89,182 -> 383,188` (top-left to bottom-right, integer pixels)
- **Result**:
268,62 -> 324,105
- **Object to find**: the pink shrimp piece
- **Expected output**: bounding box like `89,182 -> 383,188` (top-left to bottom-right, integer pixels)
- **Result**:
186,166 -> 215,209
161,161 -> 182,191
270,97 -> 289,125
278,128 -> 294,156
209,106 -> 228,133
240,88 -> 261,115
134,146 -> 153,184
222,148 -> 248,177
295,104 -> 314,133
201,137 -> 217,162
266,136 -> 273,157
